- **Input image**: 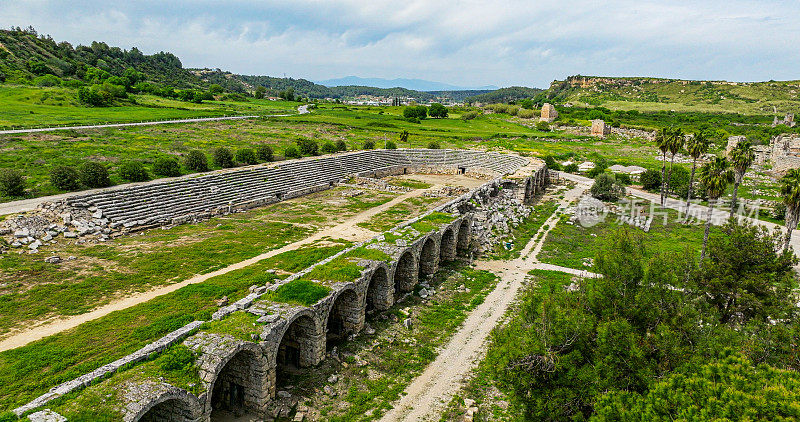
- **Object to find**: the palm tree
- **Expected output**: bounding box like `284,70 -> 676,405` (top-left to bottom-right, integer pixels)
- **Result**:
698,157 -> 734,260
655,128 -> 671,205
779,169 -> 800,252
685,131 -> 710,210
728,140 -> 755,214
665,128 -> 684,204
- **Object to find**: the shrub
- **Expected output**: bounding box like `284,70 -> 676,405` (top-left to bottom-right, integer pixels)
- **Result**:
615,172 -> 632,185
50,166 -> 81,191
535,121 -> 551,131
153,157 -> 181,177
119,161 -> 149,182
543,156 -> 561,171
385,140 -> 397,150
0,169 -> 25,197
405,117 -> 421,124
255,145 -> 274,162
428,103 -> 448,118
591,173 -> 625,201
284,146 -> 301,159
212,147 -> 235,168
320,142 -> 337,154
34,74 -> 61,87
160,345 -> 195,372
403,105 -> 428,120
235,148 -> 257,165
428,141 -> 441,149
363,140 -> 376,150
640,169 -> 662,191
564,163 -> 579,173
461,111 -> 479,120
0,411 -> 18,422
517,108 -> 536,119
335,140 -> 347,152
184,150 -> 209,172
296,138 -> 319,156
79,162 -> 111,188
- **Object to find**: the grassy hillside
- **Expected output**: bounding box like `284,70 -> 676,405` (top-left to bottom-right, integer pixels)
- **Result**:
465,86 -> 543,104
545,75 -> 800,115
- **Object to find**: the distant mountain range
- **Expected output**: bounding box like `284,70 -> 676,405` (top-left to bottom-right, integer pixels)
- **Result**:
316,76 -> 498,92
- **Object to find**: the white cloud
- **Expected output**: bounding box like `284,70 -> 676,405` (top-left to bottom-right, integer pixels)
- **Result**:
1,0 -> 799,87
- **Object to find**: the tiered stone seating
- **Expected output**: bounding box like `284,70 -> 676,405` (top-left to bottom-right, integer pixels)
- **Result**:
65,149 -> 528,228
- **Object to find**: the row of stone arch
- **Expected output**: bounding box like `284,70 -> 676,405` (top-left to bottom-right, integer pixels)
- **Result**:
130,217 -> 472,422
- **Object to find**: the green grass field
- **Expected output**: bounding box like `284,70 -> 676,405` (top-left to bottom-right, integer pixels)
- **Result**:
0,85 -> 300,129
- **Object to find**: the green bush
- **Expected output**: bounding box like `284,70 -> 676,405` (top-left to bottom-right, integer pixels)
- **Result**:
403,105 -> 428,120
517,108 -> 536,119
0,411 -> 18,422
320,142 -> 337,154
153,157 -> 181,177
235,148 -> 257,165
79,162 -> 111,188
535,120 -> 551,131
184,150 -> 208,172
0,169 -> 25,197
590,173 -> 625,201
385,141 -> 397,150
284,146 -> 301,159
363,140 -> 376,150
118,161 -> 149,182
296,138 -> 319,156
427,141 -> 441,149
640,169 -> 662,191
50,166 -> 81,191
212,147 -> 235,168
255,145 -> 274,162
461,111 -> 479,120
34,74 -> 61,87
614,172 -> 632,185
543,156 -> 561,171
428,103 -> 448,118
335,140 -> 347,152
564,163 -> 579,173
160,344 -> 195,372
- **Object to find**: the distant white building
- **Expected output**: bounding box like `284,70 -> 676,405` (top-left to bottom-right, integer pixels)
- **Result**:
608,164 -> 647,175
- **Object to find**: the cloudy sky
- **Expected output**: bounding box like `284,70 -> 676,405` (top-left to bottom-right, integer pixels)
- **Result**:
2,0 -> 799,88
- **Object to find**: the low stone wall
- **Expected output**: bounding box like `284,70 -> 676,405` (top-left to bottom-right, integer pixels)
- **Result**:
16,161 -> 548,421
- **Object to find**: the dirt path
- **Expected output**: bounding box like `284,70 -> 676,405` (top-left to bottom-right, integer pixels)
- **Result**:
379,185 -> 585,421
0,186 -> 437,352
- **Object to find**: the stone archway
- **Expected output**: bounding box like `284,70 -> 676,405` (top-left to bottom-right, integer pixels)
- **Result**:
209,347 -> 269,420
366,266 -> 392,312
524,178 -> 533,203
136,396 -> 199,422
394,251 -> 417,298
457,220 -> 471,256
419,237 -> 438,277
326,288 -> 363,349
439,227 -> 456,262
276,314 -> 323,388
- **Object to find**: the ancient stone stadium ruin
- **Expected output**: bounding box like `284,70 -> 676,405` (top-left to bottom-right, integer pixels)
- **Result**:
14,149 -> 548,421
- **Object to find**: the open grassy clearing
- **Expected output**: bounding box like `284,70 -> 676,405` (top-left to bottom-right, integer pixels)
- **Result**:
538,205 -> 722,270
0,238 -> 351,413
0,84 -> 299,129
356,195 -> 442,232
0,186 -> 396,335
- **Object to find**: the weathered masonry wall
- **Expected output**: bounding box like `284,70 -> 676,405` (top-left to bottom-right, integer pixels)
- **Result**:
18,156 -> 548,421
